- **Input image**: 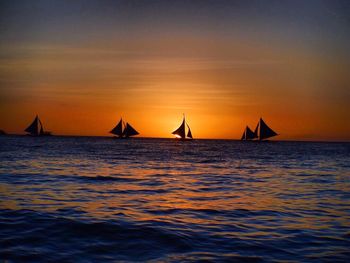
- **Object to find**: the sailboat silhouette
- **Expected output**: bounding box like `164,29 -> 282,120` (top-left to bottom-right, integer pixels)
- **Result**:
24,115 -> 52,136
241,118 -> 278,141
110,118 -> 139,138
172,115 -> 193,140
254,118 -> 278,140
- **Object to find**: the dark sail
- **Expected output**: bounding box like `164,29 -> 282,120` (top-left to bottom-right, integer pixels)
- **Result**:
39,119 -> 45,135
172,118 -> 186,139
186,124 -> 193,139
123,123 -> 139,138
24,115 -> 51,136
253,118 -> 277,140
259,118 -> 277,140
254,122 -> 260,138
110,119 -> 123,137
241,131 -> 245,140
25,116 -> 39,135
241,126 -> 256,140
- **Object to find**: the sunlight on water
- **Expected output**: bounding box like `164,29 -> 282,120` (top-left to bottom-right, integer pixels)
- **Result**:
0,136 -> 349,261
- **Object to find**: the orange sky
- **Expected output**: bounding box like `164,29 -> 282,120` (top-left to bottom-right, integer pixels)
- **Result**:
0,1 -> 349,141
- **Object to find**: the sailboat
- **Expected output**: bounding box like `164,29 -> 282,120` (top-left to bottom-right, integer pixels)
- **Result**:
241,126 -> 257,140
253,118 -> 278,141
110,118 -> 139,138
172,115 -> 193,140
24,115 -> 52,136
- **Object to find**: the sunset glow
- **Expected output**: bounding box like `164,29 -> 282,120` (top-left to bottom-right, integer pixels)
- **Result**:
0,1 -> 349,140
1,2 -> 350,262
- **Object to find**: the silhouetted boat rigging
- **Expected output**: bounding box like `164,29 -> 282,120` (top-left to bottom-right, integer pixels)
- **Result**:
110,118 -> 139,138
241,118 -> 278,141
24,115 -> 52,136
241,126 -> 257,140
172,115 -> 193,140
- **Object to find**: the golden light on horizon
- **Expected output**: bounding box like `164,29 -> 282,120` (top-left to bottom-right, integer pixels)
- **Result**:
1,12 -> 349,141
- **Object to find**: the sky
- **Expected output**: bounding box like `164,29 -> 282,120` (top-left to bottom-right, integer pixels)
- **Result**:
0,0 -> 349,140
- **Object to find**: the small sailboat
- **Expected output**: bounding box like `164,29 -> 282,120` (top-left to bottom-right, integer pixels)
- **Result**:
24,115 -> 52,136
241,126 -> 257,140
172,115 -> 193,140
253,118 -> 278,141
110,118 -> 139,138
241,118 -> 278,141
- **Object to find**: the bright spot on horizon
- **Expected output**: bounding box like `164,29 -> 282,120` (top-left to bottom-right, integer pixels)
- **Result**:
0,0 -> 349,141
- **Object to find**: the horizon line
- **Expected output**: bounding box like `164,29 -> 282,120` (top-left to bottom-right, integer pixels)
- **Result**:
2,133 -> 349,143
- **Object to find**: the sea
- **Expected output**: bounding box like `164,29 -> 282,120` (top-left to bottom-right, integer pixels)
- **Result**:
0,136 -> 349,262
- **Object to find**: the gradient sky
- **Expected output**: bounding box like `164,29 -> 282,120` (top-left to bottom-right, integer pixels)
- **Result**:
0,0 -> 349,140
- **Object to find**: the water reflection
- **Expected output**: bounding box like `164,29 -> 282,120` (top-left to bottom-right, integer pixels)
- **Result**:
0,137 -> 349,261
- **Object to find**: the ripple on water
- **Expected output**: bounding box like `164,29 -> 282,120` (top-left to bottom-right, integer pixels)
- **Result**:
0,137 -> 349,262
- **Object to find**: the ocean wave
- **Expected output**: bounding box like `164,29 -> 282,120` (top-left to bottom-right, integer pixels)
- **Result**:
0,209 -> 193,262
1,137 -> 349,261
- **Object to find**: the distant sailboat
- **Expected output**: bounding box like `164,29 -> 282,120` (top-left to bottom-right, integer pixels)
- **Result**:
241,126 -> 257,140
110,118 -> 139,138
24,115 -> 52,136
172,115 -> 193,140
253,118 -> 278,141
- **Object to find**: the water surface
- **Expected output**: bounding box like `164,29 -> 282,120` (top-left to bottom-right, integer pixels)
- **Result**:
0,136 -> 349,261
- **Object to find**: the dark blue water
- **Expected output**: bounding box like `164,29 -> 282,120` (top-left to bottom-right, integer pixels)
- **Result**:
0,136 -> 349,262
